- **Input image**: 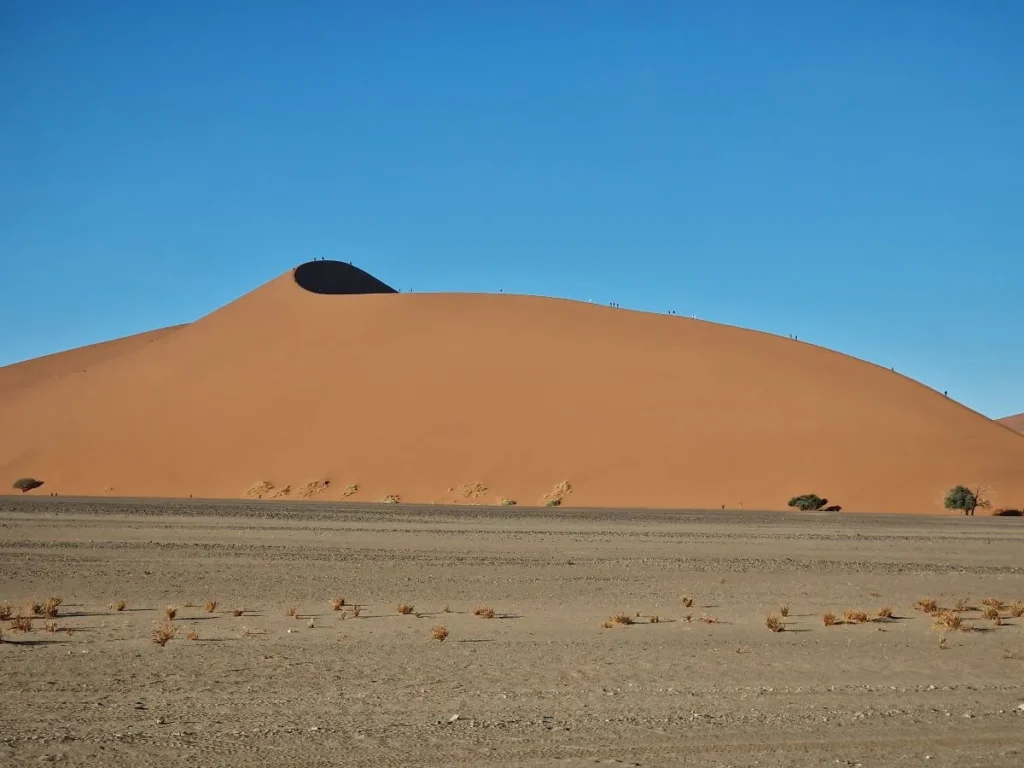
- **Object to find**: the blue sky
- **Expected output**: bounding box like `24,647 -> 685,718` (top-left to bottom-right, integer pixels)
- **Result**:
1,2 -> 1021,417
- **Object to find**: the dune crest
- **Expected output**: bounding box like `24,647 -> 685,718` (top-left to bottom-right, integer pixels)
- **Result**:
999,413 -> 1024,435
2,261 -> 1023,513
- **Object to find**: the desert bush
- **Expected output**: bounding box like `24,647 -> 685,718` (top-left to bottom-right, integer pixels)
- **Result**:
396,603 -> 414,615
205,601 -> 217,613
982,605 -> 1001,621
876,606 -> 893,619
442,605 -> 451,613
1010,602 -> 1024,618
787,494 -> 828,511
680,596 -> 694,608
341,484 -> 358,498
44,620 -> 58,633
153,624 -> 176,646
981,597 -> 1004,609
41,597 -> 61,618
842,610 -> 869,624
0,603 -> 11,620
993,508 -> 1023,516
914,598 -> 939,614
25,600 -> 42,616
11,616 -> 33,632
165,606 -> 177,620
381,494 -> 401,504
649,615 -> 660,623
472,605 -> 496,619
186,629 -> 199,641
699,615 -> 718,624
610,614 -> 634,626
431,625 -> 449,642
765,614 -> 785,632
12,477 -> 43,493
498,498 -> 516,506
232,609 -> 244,617
779,604 -> 790,618
286,607 -> 298,618
307,618 -> 315,628
113,600 -> 127,612
600,620 -> 614,629
933,611 -> 964,632
952,597 -> 970,612
545,499 -> 561,507
330,597 -> 345,611
822,612 -> 837,626
350,605 -> 361,618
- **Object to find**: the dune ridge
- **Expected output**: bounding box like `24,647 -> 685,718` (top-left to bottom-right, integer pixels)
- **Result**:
999,413 -> 1024,435
2,262 -> 1023,513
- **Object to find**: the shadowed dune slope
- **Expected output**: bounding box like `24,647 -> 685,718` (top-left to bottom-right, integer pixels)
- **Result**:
2,262 -> 1023,512
1000,413 -> 1024,434
0,326 -> 186,397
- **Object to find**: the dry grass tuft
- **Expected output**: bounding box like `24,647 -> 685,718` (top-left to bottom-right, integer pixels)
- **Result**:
765,614 -> 785,632
842,610 -> 869,624
939,635 -> 948,649
915,598 -> 940,614
443,605 -> 452,613
0,602 -> 12,621
186,629 -> 199,641
44,620 -> 58,633
308,618 -> 315,628
350,605 -> 361,618
10,616 -> 33,632
246,480 -> 274,498
981,597 -> 1004,610
822,612 -> 837,626
699,615 -> 718,624
649,615 -> 660,623
876,606 -> 893,619
610,613 -> 634,626
431,625 -> 449,642
397,603 -> 414,615
165,605 -> 177,621
953,597 -> 971,612
330,597 -> 345,611
982,605 -> 1001,622
341,484 -> 359,498
381,494 -> 401,504
205,600 -> 217,613
25,600 -> 42,616
779,604 -> 790,618
498,498 -> 516,506
684,614 -> 692,622
472,605 -> 496,619
680,596 -> 694,608
232,609 -> 243,617
112,600 -> 126,612
286,606 -> 298,618
1010,601 -> 1024,618
153,623 -> 176,646
933,611 -> 965,632
600,620 -> 614,629
42,597 -> 62,617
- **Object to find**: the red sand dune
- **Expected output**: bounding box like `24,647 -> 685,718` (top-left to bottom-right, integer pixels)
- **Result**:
999,414 -> 1024,435
2,262 -> 1023,513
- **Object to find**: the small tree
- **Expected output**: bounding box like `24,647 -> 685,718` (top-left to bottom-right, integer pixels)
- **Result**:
944,485 -> 991,516
12,477 -> 43,493
788,494 -> 827,511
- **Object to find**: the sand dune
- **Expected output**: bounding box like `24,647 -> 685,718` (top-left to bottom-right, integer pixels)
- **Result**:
999,413 -> 1024,434
2,261 -> 1023,512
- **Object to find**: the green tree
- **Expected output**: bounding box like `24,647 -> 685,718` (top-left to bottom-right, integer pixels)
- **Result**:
943,485 -> 990,516
787,494 -> 827,511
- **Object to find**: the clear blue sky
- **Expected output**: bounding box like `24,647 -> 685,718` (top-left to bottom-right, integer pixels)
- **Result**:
2,2 -> 1021,417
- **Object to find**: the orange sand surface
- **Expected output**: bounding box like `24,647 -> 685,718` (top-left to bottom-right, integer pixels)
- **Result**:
999,414 -> 1024,435
2,263 -> 1023,513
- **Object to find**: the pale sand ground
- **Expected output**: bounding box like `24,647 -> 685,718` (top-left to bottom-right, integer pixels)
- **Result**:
1,498 -> 1023,767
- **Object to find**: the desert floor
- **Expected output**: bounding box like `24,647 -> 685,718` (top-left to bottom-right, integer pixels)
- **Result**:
1,498 -> 1023,767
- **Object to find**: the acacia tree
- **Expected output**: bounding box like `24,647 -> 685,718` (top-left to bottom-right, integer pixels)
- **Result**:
944,485 -> 991,516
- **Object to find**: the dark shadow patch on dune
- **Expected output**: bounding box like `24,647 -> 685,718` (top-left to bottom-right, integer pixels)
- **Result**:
293,260 -> 397,295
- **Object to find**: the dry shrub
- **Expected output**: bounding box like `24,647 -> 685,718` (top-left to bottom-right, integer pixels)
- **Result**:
307,618 -> 315,628
25,600 -> 42,616
350,605 -> 361,618
113,600 -> 126,612
498,498 -> 516,506
600,620 -> 614,629
779,604 -> 790,618
981,597 -> 1004,610
933,611 -> 965,632
982,605 -> 1001,621
246,480 -> 274,498
822,612 -> 837,627
43,597 -> 62,617
842,610 -> 869,624
876,606 -> 893,619
330,597 -> 345,611
0,603 -> 12,621
649,615 -> 660,623
431,625 -> 449,642
381,494 -> 401,504
341,484 -> 358,498
443,605 -> 451,613
953,597 -> 970,612
232,609 -> 244,617
10,616 -> 32,632
699,615 -> 718,624
684,614 -> 692,622
205,601 -> 217,613
939,635 -> 948,649
765,614 -> 785,632
153,624 -> 176,646
610,614 -> 634,626
297,480 -> 330,499
165,606 -> 177,621
44,620 -> 58,633
286,607 -> 298,618
397,603 -> 414,615
681,596 -> 694,608
1010,602 -> 1024,618
915,598 -> 939,614
186,629 -> 199,641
